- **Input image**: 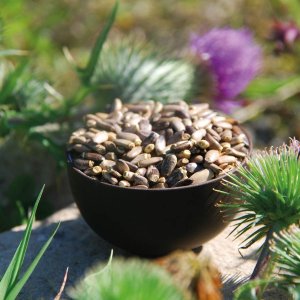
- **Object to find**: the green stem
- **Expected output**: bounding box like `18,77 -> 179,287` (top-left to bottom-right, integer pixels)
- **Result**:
250,228 -> 273,280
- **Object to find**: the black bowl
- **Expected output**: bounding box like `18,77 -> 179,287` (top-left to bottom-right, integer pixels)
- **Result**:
67,129 -> 252,257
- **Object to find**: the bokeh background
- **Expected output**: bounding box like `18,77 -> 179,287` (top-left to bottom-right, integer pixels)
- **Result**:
1,0 -> 299,230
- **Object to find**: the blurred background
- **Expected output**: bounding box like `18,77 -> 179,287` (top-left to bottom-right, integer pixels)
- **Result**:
0,0 -> 299,230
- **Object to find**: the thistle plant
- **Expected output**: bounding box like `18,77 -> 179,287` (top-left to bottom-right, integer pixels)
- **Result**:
219,138 -> 300,282
69,254 -> 185,300
270,225 -> 300,297
91,39 -> 194,106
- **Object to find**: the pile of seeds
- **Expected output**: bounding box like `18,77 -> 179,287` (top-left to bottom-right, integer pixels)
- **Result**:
68,99 -> 249,189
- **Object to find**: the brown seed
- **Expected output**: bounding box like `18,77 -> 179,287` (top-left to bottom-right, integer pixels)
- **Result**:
171,119 -> 186,132
74,159 -> 94,170
220,129 -> 232,142
117,131 -> 142,145
206,134 -> 223,151
91,166 -> 102,175
70,136 -> 87,144
214,122 -> 233,129
115,160 -> 130,174
138,157 -> 163,168
216,155 -> 238,165
131,153 -> 151,165
204,162 -> 223,174
152,182 -> 167,189
170,141 -> 193,152
177,158 -> 189,167
155,135 -> 166,156
190,155 -> 203,164
132,174 -> 149,187
197,140 -> 210,149
100,160 -> 116,170
157,177 -> 166,183
107,132 -> 117,141
143,143 -> 155,153
142,132 -> 159,146
221,142 -> 231,150
96,119 -> 116,132
191,129 -> 206,142
107,167 -> 122,178
82,152 -> 104,162
177,149 -> 191,159
136,168 -> 147,176
69,144 -> 91,153
146,165 -> 160,183
124,146 -> 143,160
123,171 -> 135,181
105,152 -> 117,161
205,150 -> 220,163
193,118 -> 211,129
186,162 -> 199,174
114,139 -> 135,150
92,131 -> 109,144
89,144 -> 106,155
130,184 -> 149,189
224,147 -> 246,158
102,172 -> 118,185
190,169 -> 214,185
166,168 -> 187,187
119,180 -> 131,187
207,128 -> 221,141
230,134 -> 246,145
167,131 -> 190,145
110,98 -> 123,112
161,154 -> 177,177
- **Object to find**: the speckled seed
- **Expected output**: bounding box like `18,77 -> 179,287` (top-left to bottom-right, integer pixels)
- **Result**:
100,160 -> 116,170
170,141 -> 192,152
191,155 -> 203,164
92,131 -> 109,144
146,165 -> 160,183
114,139 -> 135,150
173,178 -> 193,187
191,129 -> 206,142
161,154 -> 177,177
171,119 -> 186,132
102,172 -> 118,185
220,129 -> 232,142
224,148 -> 246,158
155,135 -> 166,156
205,150 -> 220,163
138,157 -> 163,168
197,140 -> 210,149
142,132 -> 159,146
105,152 -> 117,161
186,162 -> 198,173
70,144 -> 91,153
205,134 -> 223,151
132,174 -> 149,187
90,144 -> 106,155
205,163 -> 223,174
136,168 -> 147,176
166,168 -> 187,187
130,153 -> 151,165
124,146 -> 143,160
143,143 -> 155,153
119,180 -> 131,187
107,167 -> 122,178
123,171 -> 135,181
207,128 -> 221,141
117,131 -> 142,146
115,159 -> 130,174
74,159 -> 94,170
81,152 -> 104,162
216,155 -> 238,165
190,169 -> 214,185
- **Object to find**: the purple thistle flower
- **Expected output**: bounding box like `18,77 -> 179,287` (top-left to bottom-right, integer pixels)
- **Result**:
190,28 -> 262,112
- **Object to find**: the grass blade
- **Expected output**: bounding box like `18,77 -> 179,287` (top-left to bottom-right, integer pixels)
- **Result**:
5,222 -> 60,300
79,1 -> 119,85
0,185 -> 45,299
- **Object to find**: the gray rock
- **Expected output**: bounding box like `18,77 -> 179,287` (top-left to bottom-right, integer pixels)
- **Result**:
0,205 -> 285,300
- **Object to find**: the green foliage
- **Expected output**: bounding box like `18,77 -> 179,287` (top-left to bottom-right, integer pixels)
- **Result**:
0,185 -> 59,300
219,139 -> 300,249
69,255 -> 185,300
91,39 -> 195,106
271,225 -> 300,291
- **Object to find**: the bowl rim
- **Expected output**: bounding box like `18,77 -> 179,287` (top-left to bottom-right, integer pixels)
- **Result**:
67,126 -> 252,192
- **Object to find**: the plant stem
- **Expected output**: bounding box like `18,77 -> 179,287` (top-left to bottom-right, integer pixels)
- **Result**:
250,228 -> 274,280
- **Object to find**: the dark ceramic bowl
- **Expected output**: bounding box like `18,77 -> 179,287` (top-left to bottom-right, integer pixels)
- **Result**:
67,129 -> 252,257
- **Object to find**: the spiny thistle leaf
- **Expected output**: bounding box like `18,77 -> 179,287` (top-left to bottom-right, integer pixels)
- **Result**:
91,39 -> 195,106
270,224 -> 300,289
69,258 -> 185,300
219,138 -> 300,249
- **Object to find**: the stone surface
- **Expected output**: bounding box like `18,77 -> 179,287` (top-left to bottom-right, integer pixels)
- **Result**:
0,204 -> 284,300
